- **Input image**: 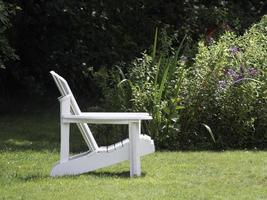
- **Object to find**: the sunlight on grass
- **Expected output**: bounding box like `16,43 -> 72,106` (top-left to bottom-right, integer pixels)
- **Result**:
0,114 -> 267,200
5,139 -> 33,147
0,151 -> 267,200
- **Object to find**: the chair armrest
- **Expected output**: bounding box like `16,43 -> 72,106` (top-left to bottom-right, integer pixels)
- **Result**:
62,112 -> 152,124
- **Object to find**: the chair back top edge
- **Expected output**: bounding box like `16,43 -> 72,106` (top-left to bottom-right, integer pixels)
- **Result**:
50,71 -> 80,112
50,71 -> 72,96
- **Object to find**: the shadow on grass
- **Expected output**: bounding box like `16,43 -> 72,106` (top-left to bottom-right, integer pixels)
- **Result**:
0,112 -> 124,153
17,171 -> 145,182
18,174 -> 51,182
0,111 -> 59,152
0,112 -> 91,152
87,171 -> 147,178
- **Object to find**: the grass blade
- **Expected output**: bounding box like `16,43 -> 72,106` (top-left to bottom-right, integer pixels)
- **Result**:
152,27 -> 158,61
202,123 -> 216,143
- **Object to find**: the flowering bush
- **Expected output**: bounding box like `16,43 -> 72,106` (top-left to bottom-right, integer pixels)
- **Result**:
93,16 -> 267,150
180,15 -> 267,149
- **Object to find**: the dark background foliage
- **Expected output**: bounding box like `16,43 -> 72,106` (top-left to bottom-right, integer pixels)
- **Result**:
1,0 -> 266,98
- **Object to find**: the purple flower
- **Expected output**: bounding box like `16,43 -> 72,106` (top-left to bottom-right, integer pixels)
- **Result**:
226,69 -> 239,79
248,68 -> 259,77
229,46 -> 239,54
234,75 -> 244,82
226,68 -> 243,82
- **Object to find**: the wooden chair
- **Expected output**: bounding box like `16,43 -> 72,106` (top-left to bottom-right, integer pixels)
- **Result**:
50,71 -> 155,177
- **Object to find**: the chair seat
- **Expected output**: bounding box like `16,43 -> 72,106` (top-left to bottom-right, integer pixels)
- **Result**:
98,138 -> 129,152
98,134 -> 152,153
76,112 -> 151,119
62,112 -> 152,124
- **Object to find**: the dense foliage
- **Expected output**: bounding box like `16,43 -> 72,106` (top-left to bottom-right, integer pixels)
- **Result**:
0,1 -> 17,69
97,16 -> 267,150
0,0 -> 266,96
181,15 -> 267,149
93,30 -> 187,149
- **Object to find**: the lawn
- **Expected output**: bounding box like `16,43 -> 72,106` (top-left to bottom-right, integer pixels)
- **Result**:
0,112 -> 267,200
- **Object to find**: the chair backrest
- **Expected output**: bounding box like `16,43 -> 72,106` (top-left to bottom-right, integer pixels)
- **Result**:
50,71 -> 99,151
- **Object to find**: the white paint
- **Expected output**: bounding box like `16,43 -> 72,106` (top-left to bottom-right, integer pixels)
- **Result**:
51,137 -> 154,176
59,95 -> 70,163
50,71 -> 155,177
129,121 -> 141,177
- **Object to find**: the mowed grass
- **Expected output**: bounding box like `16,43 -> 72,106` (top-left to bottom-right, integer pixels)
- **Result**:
0,112 -> 267,200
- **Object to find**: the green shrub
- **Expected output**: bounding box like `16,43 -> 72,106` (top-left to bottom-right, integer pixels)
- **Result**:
181,15 -> 267,149
93,16 -> 267,150
121,53 -> 186,150
92,29 -> 187,149
0,1 -> 17,69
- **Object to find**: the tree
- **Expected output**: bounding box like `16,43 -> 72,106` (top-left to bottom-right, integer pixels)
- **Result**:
0,0 -> 17,69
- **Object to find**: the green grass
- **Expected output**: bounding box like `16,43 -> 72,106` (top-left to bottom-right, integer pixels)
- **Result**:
0,112 -> 267,200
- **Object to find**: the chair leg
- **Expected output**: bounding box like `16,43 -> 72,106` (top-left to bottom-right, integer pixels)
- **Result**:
129,121 -> 141,177
60,121 -> 70,163
59,95 -> 71,163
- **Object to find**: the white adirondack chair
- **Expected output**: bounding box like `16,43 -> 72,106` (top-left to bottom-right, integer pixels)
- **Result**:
50,71 -> 155,177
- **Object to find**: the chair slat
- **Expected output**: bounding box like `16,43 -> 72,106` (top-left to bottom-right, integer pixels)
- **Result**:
50,71 -> 99,151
